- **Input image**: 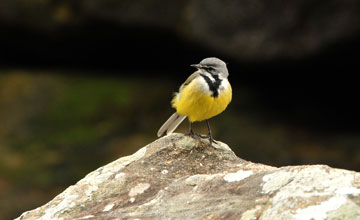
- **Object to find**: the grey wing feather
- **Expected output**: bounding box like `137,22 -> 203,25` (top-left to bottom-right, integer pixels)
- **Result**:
179,71 -> 200,90
157,71 -> 198,137
157,113 -> 187,137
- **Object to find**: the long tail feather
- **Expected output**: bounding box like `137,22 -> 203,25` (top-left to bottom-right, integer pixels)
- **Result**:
157,113 -> 187,137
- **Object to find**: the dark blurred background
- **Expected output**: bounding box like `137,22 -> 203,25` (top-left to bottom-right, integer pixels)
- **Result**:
1,0 -> 360,219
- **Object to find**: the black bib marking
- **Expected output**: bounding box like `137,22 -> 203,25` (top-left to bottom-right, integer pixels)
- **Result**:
200,74 -> 222,97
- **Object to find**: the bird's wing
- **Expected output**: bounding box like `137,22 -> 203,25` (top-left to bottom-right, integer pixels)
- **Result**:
180,71 -> 200,90
171,71 -> 200,108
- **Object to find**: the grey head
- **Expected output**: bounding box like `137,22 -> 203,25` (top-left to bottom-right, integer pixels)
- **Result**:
191,57 -> 229,78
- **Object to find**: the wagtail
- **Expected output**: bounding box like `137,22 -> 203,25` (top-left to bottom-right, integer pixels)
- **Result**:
157,57 -> 232,145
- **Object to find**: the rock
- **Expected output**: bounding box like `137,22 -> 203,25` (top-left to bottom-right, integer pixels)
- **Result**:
16,133 -> 360,220
1,1 -> 360,61
180,0 -> 360,60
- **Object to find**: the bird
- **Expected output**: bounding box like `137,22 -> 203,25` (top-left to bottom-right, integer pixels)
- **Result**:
157,57 -> 232,145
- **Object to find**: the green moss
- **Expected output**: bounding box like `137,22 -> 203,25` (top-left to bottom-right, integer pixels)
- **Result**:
0,74 -> 136,189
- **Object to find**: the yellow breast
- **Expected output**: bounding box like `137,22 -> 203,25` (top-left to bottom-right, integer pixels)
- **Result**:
171,77 -> 232,122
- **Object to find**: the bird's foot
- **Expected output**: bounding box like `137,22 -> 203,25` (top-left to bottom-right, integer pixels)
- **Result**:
194,133 -> 218,146
187,129 -> 197,138
208,136 -> 218,146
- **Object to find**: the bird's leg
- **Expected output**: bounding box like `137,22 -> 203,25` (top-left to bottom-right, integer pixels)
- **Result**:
188,122 -> 204,139
188,121 -> 216,145
188,122 -> 195,137
206,120 -> 217,145
188,122 -> 205,138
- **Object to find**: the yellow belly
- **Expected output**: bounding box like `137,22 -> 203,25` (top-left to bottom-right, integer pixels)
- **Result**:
172,79 -> 232,122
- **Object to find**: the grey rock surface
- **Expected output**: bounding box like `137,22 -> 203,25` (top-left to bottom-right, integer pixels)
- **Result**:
17,133 -> 360,220
1,0 -> 359,61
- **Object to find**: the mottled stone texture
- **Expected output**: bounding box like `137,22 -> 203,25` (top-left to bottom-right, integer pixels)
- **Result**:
17,133 -> 360,220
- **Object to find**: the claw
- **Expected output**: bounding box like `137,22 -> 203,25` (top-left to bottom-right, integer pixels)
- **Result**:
206,120 -> 217,146
188,122 -> 196,138
188,120 -> 217,146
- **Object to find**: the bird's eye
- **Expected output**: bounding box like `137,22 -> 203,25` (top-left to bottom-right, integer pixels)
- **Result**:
204,67 -> 215,72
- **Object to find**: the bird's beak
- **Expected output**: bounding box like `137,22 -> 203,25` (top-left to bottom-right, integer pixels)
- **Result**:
190,64 -> 202,69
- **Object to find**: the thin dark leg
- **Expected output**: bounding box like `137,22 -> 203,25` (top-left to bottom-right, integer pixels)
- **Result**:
188,122 -> 195,137
189,122 -> 206,138
206,120 -> 217,145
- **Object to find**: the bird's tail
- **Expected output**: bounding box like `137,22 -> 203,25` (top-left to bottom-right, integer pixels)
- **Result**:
157,113 -> 187,137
